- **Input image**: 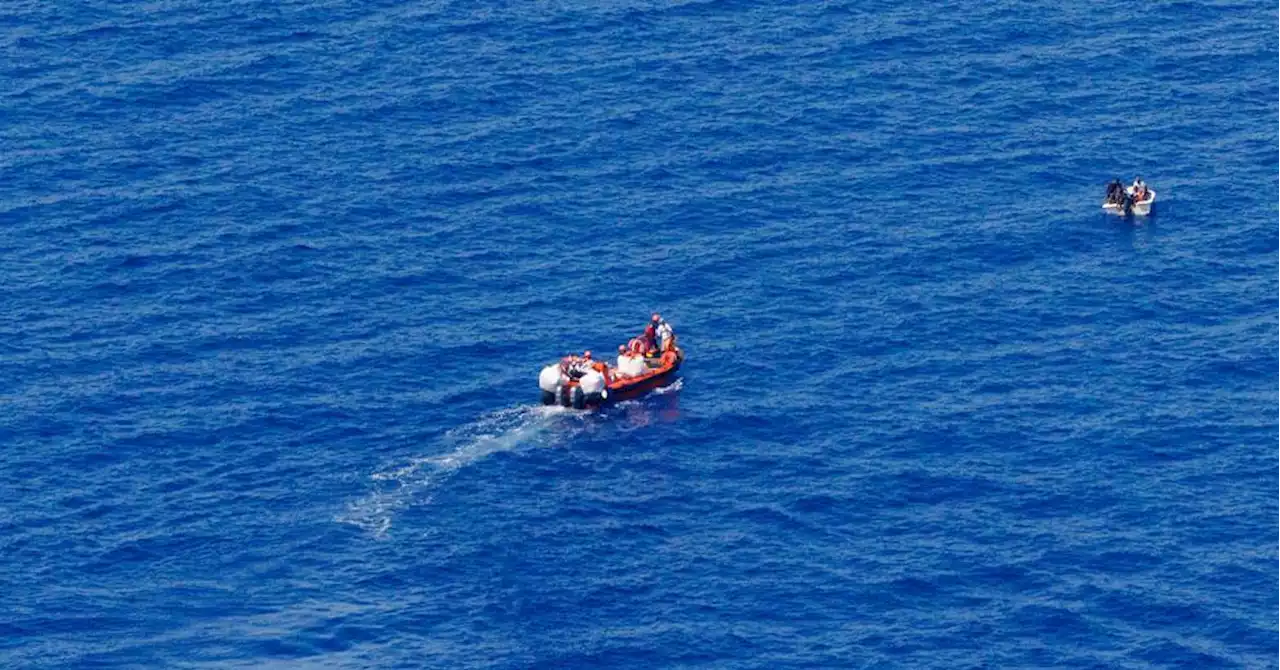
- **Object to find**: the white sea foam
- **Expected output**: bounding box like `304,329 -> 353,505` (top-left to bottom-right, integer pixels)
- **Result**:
339,405 -> 586,536
653,378 -> 683,394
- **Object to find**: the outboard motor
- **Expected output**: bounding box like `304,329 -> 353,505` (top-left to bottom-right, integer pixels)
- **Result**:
539,362 -> 608,409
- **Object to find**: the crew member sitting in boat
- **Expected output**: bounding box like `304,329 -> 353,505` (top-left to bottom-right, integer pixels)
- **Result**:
615,343 -> 647,378
591,358 -> 612,385
626,335 -> 651,356
559,351 -> 595,379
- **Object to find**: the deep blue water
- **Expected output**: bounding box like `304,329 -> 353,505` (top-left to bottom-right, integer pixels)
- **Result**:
3,0 -> 1278,667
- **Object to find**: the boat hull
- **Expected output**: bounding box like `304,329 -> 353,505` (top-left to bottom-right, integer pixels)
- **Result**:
604,353 -> 682,403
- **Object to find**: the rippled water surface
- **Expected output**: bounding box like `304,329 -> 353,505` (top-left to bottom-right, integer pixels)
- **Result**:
3,0 -> 1277,667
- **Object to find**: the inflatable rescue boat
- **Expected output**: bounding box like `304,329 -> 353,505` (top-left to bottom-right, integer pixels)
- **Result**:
538,347 -> 684,409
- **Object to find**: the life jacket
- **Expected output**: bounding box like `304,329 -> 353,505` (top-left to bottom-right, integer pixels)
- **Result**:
628,337 -> 649,354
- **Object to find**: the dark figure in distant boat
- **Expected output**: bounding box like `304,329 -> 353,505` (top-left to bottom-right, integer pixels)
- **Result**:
1105,179 -> 1126,205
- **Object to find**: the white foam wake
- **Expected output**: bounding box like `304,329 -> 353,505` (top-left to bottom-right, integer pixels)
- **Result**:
339,405 -> 586,536
652,378 -> 683,394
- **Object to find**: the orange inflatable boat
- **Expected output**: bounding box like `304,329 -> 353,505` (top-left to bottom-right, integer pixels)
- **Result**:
538,346 -> 684,409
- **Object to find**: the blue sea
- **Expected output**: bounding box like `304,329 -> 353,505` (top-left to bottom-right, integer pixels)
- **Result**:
2,1 -> 1277,667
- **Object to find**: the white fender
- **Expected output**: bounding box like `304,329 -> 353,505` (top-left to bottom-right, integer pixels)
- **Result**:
579,370 -> 606,395
539,364 -> 563,393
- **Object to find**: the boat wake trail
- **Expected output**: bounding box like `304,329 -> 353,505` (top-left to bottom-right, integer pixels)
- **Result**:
339,405 -> 586,536
653,378 -> 683,394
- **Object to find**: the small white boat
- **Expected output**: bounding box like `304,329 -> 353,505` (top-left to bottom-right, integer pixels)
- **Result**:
1103,186 -> 1156,216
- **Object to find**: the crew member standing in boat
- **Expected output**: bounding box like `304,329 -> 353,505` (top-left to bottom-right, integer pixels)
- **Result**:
652,313 -> 674,352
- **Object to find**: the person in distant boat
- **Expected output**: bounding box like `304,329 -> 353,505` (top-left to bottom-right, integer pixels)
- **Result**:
1105,179 -> 1125,204
1130,177 -> 1147,202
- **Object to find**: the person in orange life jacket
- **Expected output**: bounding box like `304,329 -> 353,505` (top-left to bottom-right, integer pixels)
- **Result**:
589,354 -> 612,384
640,325 -> 658,355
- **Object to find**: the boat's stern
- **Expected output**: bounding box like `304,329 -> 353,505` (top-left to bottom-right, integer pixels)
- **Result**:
539,364 -> 607,409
